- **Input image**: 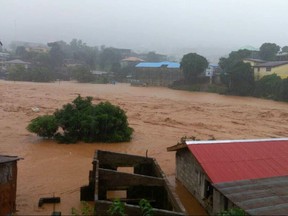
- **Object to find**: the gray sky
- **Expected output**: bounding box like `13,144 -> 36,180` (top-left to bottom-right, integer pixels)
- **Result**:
1,0 -> 288,60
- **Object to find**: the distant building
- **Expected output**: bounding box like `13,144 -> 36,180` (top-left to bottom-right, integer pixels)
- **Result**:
243,58 -> 266,67
243,58 -> 288,80
133,61 -> 183,86
5,59 -> 31,70
168,138 -> 288,215
0,155 -> 22,215
253,61 -> 288,80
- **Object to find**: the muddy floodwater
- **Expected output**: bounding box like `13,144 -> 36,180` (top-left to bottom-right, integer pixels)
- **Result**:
1,80 -> 288,215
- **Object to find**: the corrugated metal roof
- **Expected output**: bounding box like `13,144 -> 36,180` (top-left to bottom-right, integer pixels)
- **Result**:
254,61 -> 288,67
0,155 -> 21,164
136,61 -> 180,69
214,175 -> 288,215
187,138 -> 288,183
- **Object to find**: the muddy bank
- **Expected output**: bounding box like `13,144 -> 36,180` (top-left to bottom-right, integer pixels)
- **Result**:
0,80 -> 287,215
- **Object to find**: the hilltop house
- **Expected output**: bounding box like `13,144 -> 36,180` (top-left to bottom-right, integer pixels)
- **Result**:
253,61 -> 288,80
243,58 -> 288,80
0,155 -> 22,215
168,138 -> 288,215
133,61 -> 183,86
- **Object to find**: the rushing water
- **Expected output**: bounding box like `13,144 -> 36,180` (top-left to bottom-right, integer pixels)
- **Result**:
1,81 -> 288,215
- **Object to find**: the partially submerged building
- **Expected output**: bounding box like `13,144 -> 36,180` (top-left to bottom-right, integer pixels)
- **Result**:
168,138 -> 288,215
0,155 -> 22,216
133,61 -> 183,86
81,150 -> 186,216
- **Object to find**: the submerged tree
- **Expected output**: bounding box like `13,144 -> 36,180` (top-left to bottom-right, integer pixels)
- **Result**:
27,95 -> 133,143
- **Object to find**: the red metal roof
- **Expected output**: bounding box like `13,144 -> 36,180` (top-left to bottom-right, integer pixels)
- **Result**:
187,138 -> 288,183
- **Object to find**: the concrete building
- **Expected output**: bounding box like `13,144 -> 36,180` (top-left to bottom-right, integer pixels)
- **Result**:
168,138 -> 288,215
0,155 -> 22,215
133,61 -> 183,86
253,61 -> 288,80
81,150 -> 186,216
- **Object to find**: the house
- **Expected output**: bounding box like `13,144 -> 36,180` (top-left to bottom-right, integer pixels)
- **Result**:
133,61 -> 183,86
81,150 -> 186,216
5,59 -> 31,70
0,155 -> 22,215
168,138 -> 288,215
243,58 -> 266,67
253,61 -> 288,80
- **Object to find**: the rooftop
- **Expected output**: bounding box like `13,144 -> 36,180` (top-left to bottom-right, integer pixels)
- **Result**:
254,61 -> 288,67
0,155 -> 21,164
136,61 -> 180,69
186,138 -> 288,183
214,175 -> 288,215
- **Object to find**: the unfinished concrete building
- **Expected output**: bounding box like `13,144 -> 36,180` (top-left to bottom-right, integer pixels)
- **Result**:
81,150 -> 186,216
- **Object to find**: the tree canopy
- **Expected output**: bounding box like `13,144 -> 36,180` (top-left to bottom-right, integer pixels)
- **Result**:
227,62 -> 255,96
180,53 -> 208,81
27,95 -> 133,143
259,42 -> 280,61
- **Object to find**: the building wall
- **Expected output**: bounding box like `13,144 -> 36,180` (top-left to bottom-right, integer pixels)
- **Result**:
254,64 -> 288,80
0,161 -> 18,215
176,149 -> 207,207
133,68 -> 183,86
175,148 -> 233,215
243,59 -> 259,67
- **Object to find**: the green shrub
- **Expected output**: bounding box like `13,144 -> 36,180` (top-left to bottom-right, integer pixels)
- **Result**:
218,208 -> 245,216
139,199 -> 154,216
27,95 -> 133,143
107,199 -> 125,216
27,115 -> 58,138
254,74 -> 282,99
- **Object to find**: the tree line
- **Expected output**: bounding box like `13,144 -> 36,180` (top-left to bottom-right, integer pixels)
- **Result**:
7,39 -> 168,82
178,42 -> 288,102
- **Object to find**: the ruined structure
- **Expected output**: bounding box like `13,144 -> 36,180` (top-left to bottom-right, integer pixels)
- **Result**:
0,155 -> 21,215
81,150 -> 186,216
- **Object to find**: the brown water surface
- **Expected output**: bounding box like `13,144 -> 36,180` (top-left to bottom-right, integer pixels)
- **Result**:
1,81 -> 288,215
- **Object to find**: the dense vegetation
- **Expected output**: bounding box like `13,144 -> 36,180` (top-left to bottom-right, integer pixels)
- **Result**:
27,95 -> 133,143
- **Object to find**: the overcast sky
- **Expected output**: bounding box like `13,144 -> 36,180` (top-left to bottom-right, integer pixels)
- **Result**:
1,0 -> 288,59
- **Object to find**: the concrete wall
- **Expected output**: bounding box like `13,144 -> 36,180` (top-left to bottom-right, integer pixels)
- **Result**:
176,149 -> 206,206
133,68 -> 183,86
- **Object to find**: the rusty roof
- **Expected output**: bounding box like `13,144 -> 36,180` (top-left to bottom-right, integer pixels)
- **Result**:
186,138 -> 288,183
214,175 -> 288,215
0,155 -> 22,164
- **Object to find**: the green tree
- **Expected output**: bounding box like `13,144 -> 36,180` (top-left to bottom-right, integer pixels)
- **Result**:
48,41 -> 64,68
282,46 -> 288,53
227,62 -> 255,96
71,65 -> 94,83
254,74 -> 282,99
7,65 -> 28,81
27,115 -> 58,138
27,95 -> 134,143
180,53 -> 208,82
219,49 -> 252,87
259,42 -> 280,61
280,78 -> 288,101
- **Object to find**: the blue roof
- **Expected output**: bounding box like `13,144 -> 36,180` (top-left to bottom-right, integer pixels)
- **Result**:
136,61 -> 180,69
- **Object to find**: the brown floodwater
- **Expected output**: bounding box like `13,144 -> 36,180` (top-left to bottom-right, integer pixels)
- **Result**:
1,80 -> 288,215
